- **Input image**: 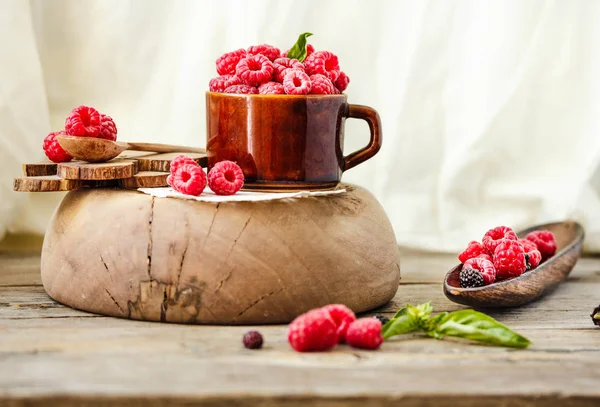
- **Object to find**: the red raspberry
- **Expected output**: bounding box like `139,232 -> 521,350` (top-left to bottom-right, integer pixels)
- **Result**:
64,105 -> 102,137
518,239 -> 541,269
345,318 -> 383,350
97,114 -> 117,141
223,84 -> 258,94
235,55 -> 275,87
482,226 -> 518,254
283,69 -> 311,95
334,71 -> 350,92
519,239 -> 538,252
478,253 -> 493,262
281,44 -> 315,58
525,230 -> 557,260
207,160 -> 244,195
258,81 -> 285,95
273,57 -> 304,82
287,308 -> 338,352
167,161 -> 206,196
247,44 -> 280,62
209,75 -> 242,92
493,239 -> 527,280
169,155 -> 197,173
463,257 -> 496,285
321,304 -> 356,343
309,74 -> 335,95
458,241 -> 486,263
43,131 -> 72,163
304,51 -> 340,82
216,48 -> 246,76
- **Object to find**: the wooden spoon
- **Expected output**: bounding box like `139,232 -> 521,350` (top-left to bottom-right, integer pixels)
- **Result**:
443,221 -> 584,308
57,135 -> 206,163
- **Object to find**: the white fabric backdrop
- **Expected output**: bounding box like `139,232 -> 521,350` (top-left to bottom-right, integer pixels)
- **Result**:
2,0 -> 600,252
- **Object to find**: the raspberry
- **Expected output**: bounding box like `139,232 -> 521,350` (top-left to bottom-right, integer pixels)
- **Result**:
209,75 -> 242,92
283,69 -> 311,95
519,239 -> 538,252
242,330 -> 263,349
223,84 -> 258,94
247,44 -> 280,62
235,55 -> 275,87
321,304 -> 356,343
97,114 -> 117,141
281,44 -> 315,58
207,160 -> 244,195
258,81 -> 285,95
459,268 -> 484,288
526,231 -> 557,260
458,241 -> 486,263
169,155 -> 197,173
64,105 -> 102,137
287,308 -> 338,352
493,239 -> 527,280
345,318 -> 383,350
43,131 -> 72,163
373,315 -> 390,325
519,239 -> 541,270
463,257 -> 496,285
334,71 -> 350,92
167,161 -> 206,196
309,74 -> 335,95
482,226 -> 518,254
304,51 -> 340,81
273,57 -> 304,82
216,48 -> 247,76
478,253 -> 493,262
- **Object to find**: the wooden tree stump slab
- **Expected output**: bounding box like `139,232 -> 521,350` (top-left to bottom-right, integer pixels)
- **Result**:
57,159 -> 139,180
22,162 -> 58,176
118,171 -> 169,189
40,184 -> 401,324
13,176 -> 116,192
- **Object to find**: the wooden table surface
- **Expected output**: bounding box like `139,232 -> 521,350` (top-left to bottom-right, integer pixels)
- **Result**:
1,238 -> 599,407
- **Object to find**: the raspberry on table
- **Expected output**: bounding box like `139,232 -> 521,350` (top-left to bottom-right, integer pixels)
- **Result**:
43,131 -> 72,163
309,74 -> 335,94
283,69 -> 311,95
247,44 -> 281,62
64,105 -> 102,137
235,55 -> 275,87
167,161 -> 206,196
207,160 -> 244,195
459,268 -> 484,288
334,71 -> 350,92
258,81 -> 285,95
345,318 -> 383,350
304,51 -> 340,82
209,75 -> 242,92
493,239 -> 527,280
463,257 -> 496,285
525,230 -> 557,260
273,57 -> 304,82
482,226 -> 518,254
223,84 -> 258,94
281,44 -> 315,58
321,304 -> 356,343
216,48 -> 247,76
98,114 -> 117,141
287,308 -> 338,352
169,155 -> 197,173
458,241 -> 487,263
242,330 -> 263,349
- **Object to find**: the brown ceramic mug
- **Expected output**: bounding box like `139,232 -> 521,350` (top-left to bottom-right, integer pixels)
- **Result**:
205,92 -> 382,191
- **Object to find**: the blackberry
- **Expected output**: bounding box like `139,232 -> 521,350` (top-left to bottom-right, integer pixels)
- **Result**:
373,314 -> 390,325
242,330 -> 263,349
459,268 -> 484,288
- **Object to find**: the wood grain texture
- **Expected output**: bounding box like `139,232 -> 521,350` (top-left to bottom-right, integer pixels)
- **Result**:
2,249 -> 600,406
13,176 -> 83,192
40,184 -> 400,324
57,159 -> 139,180
136,152 -> 207,172
118,171 -> 169,189
444,221 -> 584,308
22,163 -> 57,176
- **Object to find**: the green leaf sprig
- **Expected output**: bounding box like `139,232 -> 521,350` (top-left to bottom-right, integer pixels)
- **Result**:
382,302 -> 531,348
286,32 -> 313,62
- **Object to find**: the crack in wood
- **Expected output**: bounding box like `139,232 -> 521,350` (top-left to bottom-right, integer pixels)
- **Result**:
234,288 -> 283,320
99,253 -> 113,282
213,213 -> 253,294
175,214 -> 189,291
147,197 -> 155,279
103,288 -> 124,314
160,286 -> 168,322
202,202 -> 220,247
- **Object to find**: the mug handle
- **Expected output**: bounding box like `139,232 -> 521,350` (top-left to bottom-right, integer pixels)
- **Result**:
343,104 -> 382,171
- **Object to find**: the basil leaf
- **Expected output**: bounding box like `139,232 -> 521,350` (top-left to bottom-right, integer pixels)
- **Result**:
382,306 -> 420,339
286,32 -> 313,62
429,309 -> 531,348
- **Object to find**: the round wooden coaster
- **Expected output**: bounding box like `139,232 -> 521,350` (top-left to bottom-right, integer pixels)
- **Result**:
41,184 -> 400,324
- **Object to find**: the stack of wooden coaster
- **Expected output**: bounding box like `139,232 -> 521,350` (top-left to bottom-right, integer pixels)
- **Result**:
13,152 -> 207,192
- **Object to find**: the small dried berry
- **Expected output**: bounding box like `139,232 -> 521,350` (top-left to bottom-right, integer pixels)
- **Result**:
223,84 -> 258,94
258,81 -> 285,95
482,226 -> 518,254
283,69 -> 311,95
242,330 -> 263,349
458,241 -> 487,263
288,308 -> 338,352
207,160 -> 244,195
346,318 -> 383,350
309,74 -> 335,95
526,230 -> 557,260
459,268 -> 484,288
43,131 -> 72,163
321,304 -> 356,343
373,315 -> 390,325
64,105 -> 102,137
463,257 -> 496,285
235,55 -> 275,87
209,75 -> 242,92
494,239 -> 527,280
304,51 -> 340,81
273,57 -> 304,82
98,114 -> 117,141
247,44 -> 281,62
216,48 -> 247,76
